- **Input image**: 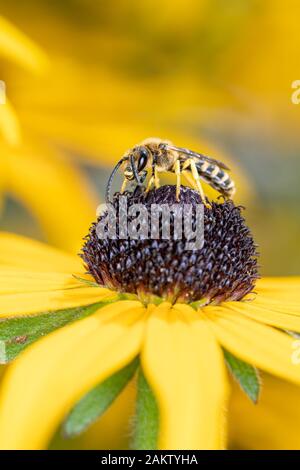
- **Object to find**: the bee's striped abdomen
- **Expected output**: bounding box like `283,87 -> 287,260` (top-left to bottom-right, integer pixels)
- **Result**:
197,162 -> 235,197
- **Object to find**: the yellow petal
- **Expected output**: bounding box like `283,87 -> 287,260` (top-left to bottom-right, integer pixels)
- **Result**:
225,301 -> 300,332
0,16 -> 49,73
0,235 -> 115,317
0,99 -> 21,146
256,277 -> 300,302
0,270 -> 91,294
0,300 -> 145,449
203,306 -> 300,386
0,232 -> 82,273
254,299 -> 300,315
0,284 -> 115,317
141,302 -> 229,450
2,139 -> 97,253
257,277 -> 300,289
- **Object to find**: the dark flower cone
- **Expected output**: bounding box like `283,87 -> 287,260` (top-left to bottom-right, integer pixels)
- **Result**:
82,185 -> 259,304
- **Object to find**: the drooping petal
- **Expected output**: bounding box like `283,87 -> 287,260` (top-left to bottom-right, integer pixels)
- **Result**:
0,300 -> 145,449
0,232 -> 82,272
203,306 -> 300,386
141,302 -> 229,450
225,301 -> 300,332
0,16 -> 49,73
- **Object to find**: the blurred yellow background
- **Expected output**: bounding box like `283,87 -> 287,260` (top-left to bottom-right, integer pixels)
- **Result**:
0,0 -> 300,449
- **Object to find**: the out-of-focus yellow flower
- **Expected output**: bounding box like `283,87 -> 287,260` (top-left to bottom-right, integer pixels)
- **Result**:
0,15 -> 48,73
0,99 -> 21,146
0,16 -> 96,252
221,0 -> 300,132
0,138 -> 96,251
0,231 -> 299,449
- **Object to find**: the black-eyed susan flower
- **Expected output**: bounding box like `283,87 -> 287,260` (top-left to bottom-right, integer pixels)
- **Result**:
0,185 -> 299,450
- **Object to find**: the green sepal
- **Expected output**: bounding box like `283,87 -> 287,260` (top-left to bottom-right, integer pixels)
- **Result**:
132,367 -> 159,450
72,275 -> 99,287
0,302 -> 109,363
63,357 -> 139,438
224,349 -> 260,403
190,298 -> 209,309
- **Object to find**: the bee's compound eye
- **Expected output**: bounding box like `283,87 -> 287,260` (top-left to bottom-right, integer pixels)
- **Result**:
137,148 -> 148,171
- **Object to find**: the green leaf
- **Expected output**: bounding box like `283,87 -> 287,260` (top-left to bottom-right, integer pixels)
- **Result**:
224,349 -> 260,403
0,302 -> 108,363
132,367 -> 159,450
63,357 -> 139,438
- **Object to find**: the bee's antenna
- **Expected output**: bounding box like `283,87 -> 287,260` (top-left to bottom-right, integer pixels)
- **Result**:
130,154 -> 142,186
105,157 -> 128,203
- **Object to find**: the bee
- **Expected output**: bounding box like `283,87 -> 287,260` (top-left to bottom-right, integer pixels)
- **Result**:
105,137 -> 235,207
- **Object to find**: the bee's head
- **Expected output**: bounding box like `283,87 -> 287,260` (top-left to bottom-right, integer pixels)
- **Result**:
124,146 -> 149,182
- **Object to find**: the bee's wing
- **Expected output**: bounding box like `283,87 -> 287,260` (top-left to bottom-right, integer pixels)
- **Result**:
166,145 -> 230,170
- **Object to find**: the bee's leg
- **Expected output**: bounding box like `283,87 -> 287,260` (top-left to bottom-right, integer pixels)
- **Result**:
174,159 -> 181,200
188,159 -> 211,208
181,158 -> 192,172
145,175 -> 154,193
181,159 -> 197,190
120,178 -> 128,194
182,169 -> 197,190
